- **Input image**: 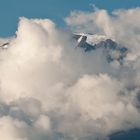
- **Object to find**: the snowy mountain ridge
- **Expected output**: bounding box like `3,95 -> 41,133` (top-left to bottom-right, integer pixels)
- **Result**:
73,33 -> 127,64
0,33 -> 128,64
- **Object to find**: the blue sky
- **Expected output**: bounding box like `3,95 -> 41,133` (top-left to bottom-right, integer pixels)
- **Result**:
0,0 -> 140,37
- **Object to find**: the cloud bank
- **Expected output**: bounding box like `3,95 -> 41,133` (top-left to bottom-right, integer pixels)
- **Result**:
65,7 -> 140,61
0,7 -> 140,140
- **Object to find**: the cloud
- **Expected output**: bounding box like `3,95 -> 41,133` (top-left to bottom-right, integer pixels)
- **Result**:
65,7 -> 140,61
0,8 -> 140,139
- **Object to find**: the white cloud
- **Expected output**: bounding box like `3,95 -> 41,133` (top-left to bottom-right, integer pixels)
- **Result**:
65,8 -> 140,61
0,116 -> 28,140
0,8 -> 140,139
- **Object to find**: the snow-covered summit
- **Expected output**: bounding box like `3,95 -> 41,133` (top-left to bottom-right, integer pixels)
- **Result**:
0,37 -> 13,49
73,33 -> 127,64
74,33 -> 111,45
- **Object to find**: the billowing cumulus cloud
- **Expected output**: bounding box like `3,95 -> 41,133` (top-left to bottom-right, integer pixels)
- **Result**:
65,8 -> 140,61
0,7 -> 140,140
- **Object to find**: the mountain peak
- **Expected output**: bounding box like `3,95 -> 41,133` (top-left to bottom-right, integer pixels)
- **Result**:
74,33 -> 128,64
